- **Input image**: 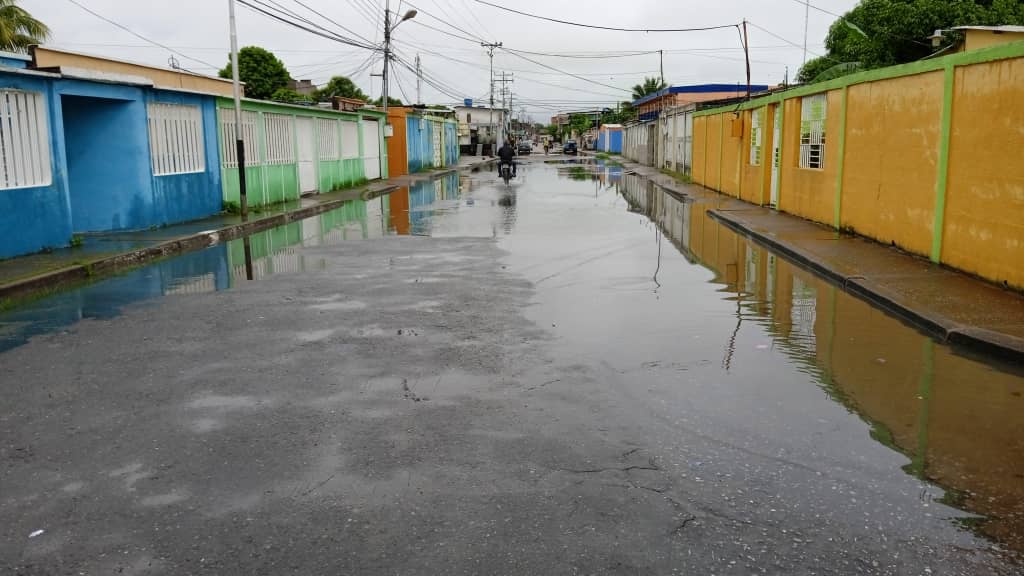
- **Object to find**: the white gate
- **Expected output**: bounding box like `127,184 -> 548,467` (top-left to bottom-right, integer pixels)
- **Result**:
361,119 -> 381,180
296,117 -> 316,193
432,123 -> 442,167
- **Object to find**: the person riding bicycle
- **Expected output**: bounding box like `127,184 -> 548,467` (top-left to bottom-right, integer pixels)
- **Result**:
496,141 -> 517,178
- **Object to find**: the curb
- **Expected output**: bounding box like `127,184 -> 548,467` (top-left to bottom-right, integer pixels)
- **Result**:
707,209 -> 1024,361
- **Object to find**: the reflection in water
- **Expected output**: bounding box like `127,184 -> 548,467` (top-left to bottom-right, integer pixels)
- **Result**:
615,172 -> 1024,553
386,170 -> 518,237
0,198 -> 385,352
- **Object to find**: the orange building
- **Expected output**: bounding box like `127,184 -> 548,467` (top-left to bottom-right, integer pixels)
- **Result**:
634,84 -> 770,121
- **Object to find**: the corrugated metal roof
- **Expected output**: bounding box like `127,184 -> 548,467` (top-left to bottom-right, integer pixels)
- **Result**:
953,25 -> 1024,33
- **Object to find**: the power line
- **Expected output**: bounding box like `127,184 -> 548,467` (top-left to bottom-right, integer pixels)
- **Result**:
241,0 -> 378,49
792,0 -> 845,20
290,0 -> 376,45
501,48 -> 631,93
402,0 -> 488,43
237,0 -> 378,50
407,19 -> 481,43
746,21 -> 831,60
63,0 -> 219,69
472,0 -> 739,33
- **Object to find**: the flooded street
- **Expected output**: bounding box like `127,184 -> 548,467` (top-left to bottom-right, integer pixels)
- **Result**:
2,159 -> 1022,574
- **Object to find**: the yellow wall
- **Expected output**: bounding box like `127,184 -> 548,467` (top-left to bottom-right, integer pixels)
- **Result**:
689,48 -> 1024,288
964,29 -> 1024,51
720,114 -> 743,197
943,58 -> 1024,288
776,90 -> 842,224
33,47 -> 235,96
841,71 -> 944,254
704,114 -> 722,191
692,115 -> 707,186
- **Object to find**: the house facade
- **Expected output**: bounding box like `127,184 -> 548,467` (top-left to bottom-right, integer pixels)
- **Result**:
215,98 -> 385,208
454,104 -> 505,154
0,48 -> 228,259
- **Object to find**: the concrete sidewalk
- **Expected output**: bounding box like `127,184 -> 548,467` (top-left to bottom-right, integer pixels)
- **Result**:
615,158 -> 1024,360
0,159 -> 494,303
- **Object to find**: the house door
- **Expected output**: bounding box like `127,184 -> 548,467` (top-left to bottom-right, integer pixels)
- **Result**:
432,125 -> 442,167
362,119 -> 381,179
296,117 -> 316,193
770,105 -> 781,208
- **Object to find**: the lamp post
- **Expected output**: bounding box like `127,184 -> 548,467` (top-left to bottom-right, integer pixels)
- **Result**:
382,2 -> 417,115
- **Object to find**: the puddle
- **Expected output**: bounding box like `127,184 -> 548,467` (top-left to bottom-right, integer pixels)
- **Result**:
1,158 -> 1022,556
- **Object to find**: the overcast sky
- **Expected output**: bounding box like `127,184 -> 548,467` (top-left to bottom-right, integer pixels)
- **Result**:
26,0 -> 859,121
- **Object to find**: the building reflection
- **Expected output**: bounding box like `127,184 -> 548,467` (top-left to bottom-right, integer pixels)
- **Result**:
617,173 -> 1024,552
0,199 -> 382,352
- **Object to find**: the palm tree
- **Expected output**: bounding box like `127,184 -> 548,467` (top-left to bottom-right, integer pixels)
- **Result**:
631,77 -> 667,101
0,0 -> 49,53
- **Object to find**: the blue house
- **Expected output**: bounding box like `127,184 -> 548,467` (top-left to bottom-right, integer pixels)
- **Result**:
0,47 -> 228,259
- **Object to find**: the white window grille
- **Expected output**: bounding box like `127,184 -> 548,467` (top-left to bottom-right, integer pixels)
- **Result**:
318,117 -> 340,160
799,94 -> 827,169
341,121 -> 359,159
148,102 -> 205,176
0,89 -> 51,190
749,108 -> 762,166
264,113 -> 295,165
219,109 -> 260,168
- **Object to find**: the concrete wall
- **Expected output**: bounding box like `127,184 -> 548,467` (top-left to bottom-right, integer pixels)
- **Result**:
387,108 -> 409,178
33,47 -> 235,96
217,99 -> 384,208
691,41 -> 1024,289
406,115 -> 434,173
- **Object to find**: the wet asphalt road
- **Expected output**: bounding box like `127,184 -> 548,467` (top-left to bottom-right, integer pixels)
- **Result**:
1,158 -> 1022,575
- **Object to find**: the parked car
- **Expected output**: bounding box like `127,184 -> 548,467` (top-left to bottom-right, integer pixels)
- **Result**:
563,140 -> 578,155
517,141 -> 533,155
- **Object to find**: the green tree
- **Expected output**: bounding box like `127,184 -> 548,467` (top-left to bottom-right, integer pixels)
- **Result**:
0,0 -> 49,52
631,77 -> 667,101
315,75 -> 367,102
568,114 -> 592,137
220,46 -> 290,100
372,95 -> 403,107
798,0 -> 1024,82
270,88 -> 312,103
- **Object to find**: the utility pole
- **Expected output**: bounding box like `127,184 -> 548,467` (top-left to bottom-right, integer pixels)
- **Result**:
227,0 -> 247,218
495,72 -> 514,144
802,0 -> 810,66
415,53 -> 422,106
659,49 -> 664,85
481,42 -> 501,151
742,20 -> 751,99
382,0 -> 391,115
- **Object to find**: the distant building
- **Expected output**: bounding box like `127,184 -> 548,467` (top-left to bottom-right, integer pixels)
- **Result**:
632,84 -> 771,121
928,25 -> 1024,54
287,78 -> 317,96
454,105 -> 506,155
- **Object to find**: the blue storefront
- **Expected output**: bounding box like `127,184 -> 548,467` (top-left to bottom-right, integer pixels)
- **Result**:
0,53 -> 222,259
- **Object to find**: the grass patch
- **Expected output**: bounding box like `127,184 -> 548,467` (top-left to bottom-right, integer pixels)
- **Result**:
69,235 -> 84,248
594,152 -> 610,160
331,177 -> 369,192
660,168 -> 692,184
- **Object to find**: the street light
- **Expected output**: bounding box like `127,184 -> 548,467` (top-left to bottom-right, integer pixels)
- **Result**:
382,4 -> 417,116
